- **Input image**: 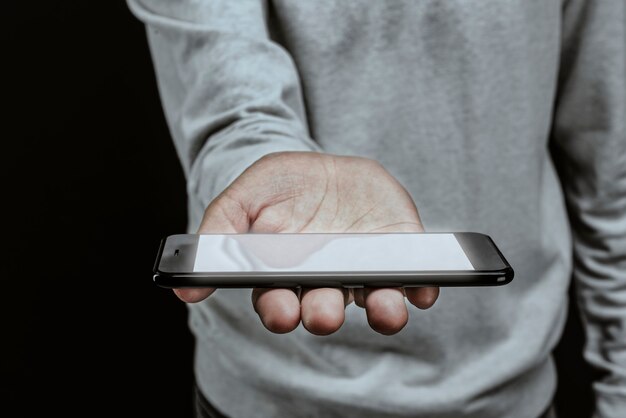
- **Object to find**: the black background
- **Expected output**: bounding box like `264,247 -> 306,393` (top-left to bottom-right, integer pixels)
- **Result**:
5,2 -> 594,417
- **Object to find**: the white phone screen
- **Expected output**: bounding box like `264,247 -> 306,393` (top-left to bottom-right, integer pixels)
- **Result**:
193,233 -> 474,273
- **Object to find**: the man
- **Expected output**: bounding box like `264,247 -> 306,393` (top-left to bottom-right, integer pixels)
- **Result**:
129,1 -> 625,417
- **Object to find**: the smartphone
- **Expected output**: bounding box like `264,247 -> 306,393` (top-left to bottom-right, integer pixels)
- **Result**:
153,232 -> 514,288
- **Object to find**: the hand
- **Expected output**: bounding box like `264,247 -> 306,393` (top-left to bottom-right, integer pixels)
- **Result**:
175,152 -> 439,335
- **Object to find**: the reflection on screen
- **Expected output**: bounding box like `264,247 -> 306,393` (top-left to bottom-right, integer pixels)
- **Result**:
193,233 -> 474,273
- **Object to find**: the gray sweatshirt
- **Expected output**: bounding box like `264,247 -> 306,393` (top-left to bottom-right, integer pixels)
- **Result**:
128,1 -> 626,417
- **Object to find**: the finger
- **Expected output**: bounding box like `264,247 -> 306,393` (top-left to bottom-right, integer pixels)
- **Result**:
300,288 -> 347,335
364,288 -> 408,335
173,288 -> 216,303
354,288 -> 366,308
345,288 -> 355,307
252,288 -> 301,334
405,287 -> 440,309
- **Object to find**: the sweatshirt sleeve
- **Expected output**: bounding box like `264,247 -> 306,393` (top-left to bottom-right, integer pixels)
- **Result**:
127,0 -> 322,212
551,1 -> 626,416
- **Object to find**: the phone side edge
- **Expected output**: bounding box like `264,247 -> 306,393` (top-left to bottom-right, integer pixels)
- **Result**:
454,232 -> 514,284
152,270 -> 514,288
152,237 -> 167,281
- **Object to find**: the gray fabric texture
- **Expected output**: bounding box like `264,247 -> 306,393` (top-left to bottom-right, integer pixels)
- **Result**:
128,1 -> 626,417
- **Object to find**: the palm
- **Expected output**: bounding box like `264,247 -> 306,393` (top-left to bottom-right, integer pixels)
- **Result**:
238,153 -> 423,235
176,152 -> 439,335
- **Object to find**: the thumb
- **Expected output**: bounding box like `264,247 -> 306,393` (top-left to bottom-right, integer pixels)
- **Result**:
175,192 -> 250,303
197,193 -> 250,235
